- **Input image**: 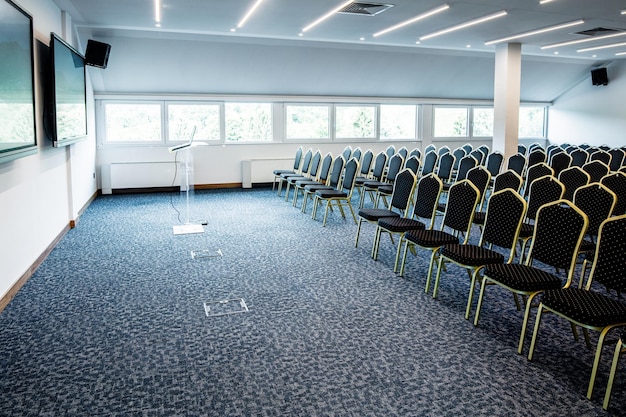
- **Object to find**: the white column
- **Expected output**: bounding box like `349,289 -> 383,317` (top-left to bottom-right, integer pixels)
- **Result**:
493,43 -> 521,160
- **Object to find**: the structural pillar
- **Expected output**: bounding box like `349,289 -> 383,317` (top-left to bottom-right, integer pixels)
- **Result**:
493,43 -> 521,160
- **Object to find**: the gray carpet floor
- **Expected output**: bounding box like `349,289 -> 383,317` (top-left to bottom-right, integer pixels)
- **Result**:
0,187 -> 623,416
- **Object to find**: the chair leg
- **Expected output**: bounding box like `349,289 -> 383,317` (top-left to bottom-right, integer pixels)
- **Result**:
424,249 -> 438,295
465,268 -> 482,320
399,240 -> 411,277
432,254 -> 445,298
588,327 -> 614,400
355,218 -> 364,247
522,293 -> 542,356
393,236 -> 404,272
371,226 -> 382,259
346,202 -> 357,224
603,338 -> 624,410
474,277 -> 489,327
322,200 -> 331,226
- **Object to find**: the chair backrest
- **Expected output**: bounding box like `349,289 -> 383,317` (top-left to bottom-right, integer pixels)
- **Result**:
441,180 -> 480,243
582,160 -> 610,183
547,146 -> 563,164
608,148 -> 625,172
493,170 -> 523,194
466,165 -> 491,208
462,143 -> 473,154
421,150 -> 438,176
438,145 -> 451,157
327,156 -> 346,189
371,151 -> 388,181
526,200 -> 588,277
455,155 -> 478,182
507,153 -> 527,177
518,144 -> 528,156
586,214 -> 626,293
397,146 -> 408,160
526,175 -> 565,221
341,146 -> 352,162
590,150 -> 612,166
580,143 -> 590,150
409,148 -> 422,160
389,169 -> 417,215
481,189 -> 527,260
423,144 -> 436,155
558,166 -> 590,201
549,151 -> 572,178
573,183 -> 616,238
485,151 -> 504,177
411,174 -> 443,229
300,149 -> 314,175
359,149 -> 374,176
570,148 -> 588,167
404,155 -> 421,175
386,153 -> 405,183
470,149 -> 485,165
478,145 -> 490,157
290,146 -> 304,171
601,172 -> 626,216
340,157 -> 360,194
452,147 -> 467,170
436,152 -> 455,181
527,148 -> 547,168
307,151 -> 322,178
524,162 -> 554,197
351,147 -> 362,163
599,144 -> 611,151
385,145 -> 396,160
316,153 -> 334,183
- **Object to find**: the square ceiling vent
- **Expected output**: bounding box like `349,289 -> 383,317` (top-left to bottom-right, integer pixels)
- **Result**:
338,2 -> 394,16
574,27 -> 623,36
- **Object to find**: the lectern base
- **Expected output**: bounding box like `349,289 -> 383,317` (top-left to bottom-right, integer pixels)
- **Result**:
173,224 -> 204,235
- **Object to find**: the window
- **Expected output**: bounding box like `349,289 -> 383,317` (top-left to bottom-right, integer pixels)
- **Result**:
225,102 -> 272,142
519,107 -> 545,138
335,105 -> 376,139
285,104 -> 330,139
104,102 -> 162,143
167,103 -> 220,142
472,108 -> 494,137
434,107 -> 468,137
380,104 -> 417,140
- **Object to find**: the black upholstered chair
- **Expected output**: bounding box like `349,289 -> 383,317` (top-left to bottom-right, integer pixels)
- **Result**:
558,166 -> 590,202
506,153 -> 527,177
398,180 -> 480,293
434,189 -> 526,317
421,150 -> 438,176
301,155 -> 345,213
423,144 -> 436,155
436,152 -> 455,184
373,174 -> 443,271
474,200 -> 588,354
438,145 -> 451,158
485,151 -> 504,178
276,148 -> 312,196
384,144 -> 396,161
573,183 -> 616,255
362,153 -> 404,208
312,157 -> 360,226
589,149 -> 612,166
341,145 -> 353,162
351,147 -> 362,163
549,150 -> 571,179
292,152 -> 332,207
518,144 -> 527,156
601,172 -> 626,216
608,148 -> 625,172
462,143 -> 473,154
452,147 -> 467,171
604,329 -> 626,410
570,148 -> 589,167
409,148 -> 422,160
527,148 -> 547,169
355,169 -> 416,248
528,215 -> 626,405
284,150 -> 322,201
357,152 -> 388,208
375,154 -> 408,208
582,160 -> 610,183
523,162 -> 553,198
472,169 -> 523,227
397,146 -> 408,160
466,165 -> 491,212
354,150 -> 381,202
403,155 -> 421,176
273,146 -> 303,191
441,154 -> 477,195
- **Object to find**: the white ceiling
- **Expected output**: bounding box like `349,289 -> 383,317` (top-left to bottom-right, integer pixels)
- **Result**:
52,0 -> 626,62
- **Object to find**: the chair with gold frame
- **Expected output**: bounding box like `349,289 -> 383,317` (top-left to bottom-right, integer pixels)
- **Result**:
311,157 -> 360,226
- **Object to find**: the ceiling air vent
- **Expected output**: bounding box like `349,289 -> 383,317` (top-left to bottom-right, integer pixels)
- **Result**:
338,2 -> 394,16
574,27 -> 623,36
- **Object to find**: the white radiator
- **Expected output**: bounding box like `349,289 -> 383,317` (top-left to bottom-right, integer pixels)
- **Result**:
241,158 -> 293,188
102,162 -> 178,194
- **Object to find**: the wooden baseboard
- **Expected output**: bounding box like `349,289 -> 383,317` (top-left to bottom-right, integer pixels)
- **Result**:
0,224 -> 70,313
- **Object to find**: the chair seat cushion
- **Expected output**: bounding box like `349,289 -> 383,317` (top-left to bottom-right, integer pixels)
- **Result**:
355,176 -> 369,186
304,184 -> 333,192
472,211 -> 486,225
315,189 -> 348,198
287,175 -> 307,184
518,223 -> 534,239
295,179 -> 321,187
441,244 -> 505,266
363,181 -> 385,189
483,264 -> 562,292
358,208 -> 400,221
378,185 -> 393,195
542,288 -> 626,327
274,169 -> 294,175
378,217 -> 425,233
405,229 -> 458,248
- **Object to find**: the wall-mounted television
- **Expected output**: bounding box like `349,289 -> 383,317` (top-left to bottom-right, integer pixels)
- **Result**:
0,0 -> 37,164
47,32 -> 87,147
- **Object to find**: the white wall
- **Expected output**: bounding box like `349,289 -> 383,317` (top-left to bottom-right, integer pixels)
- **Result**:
0,0 -> 97,302
548,61 -> 626,148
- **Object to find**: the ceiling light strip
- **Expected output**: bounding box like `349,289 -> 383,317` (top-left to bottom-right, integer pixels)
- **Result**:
373,4 -> 450,37
238,0 -> 265,28
539,0 -> 556,4
616,51 -> 626,55
485,19 -> 584,45
578,42 -> 626,52
542,31 -> 626,49
420,10 -> 507,41
302,0 -> 355,33
154,0 -> 161,24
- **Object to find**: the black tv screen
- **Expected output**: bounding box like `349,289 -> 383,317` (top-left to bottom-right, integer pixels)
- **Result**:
0,0 -> 37,164
49,32 -> 87,147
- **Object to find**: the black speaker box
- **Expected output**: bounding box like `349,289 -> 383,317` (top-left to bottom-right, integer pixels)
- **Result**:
591,67 -> 608,86
85,39 -> 111,69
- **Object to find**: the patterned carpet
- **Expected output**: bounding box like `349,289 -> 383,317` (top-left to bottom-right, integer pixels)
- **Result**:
0,187 -> 623,416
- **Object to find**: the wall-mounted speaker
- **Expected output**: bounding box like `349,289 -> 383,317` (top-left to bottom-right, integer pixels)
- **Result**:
591,67 -> 608,86
85,39 -> 111,69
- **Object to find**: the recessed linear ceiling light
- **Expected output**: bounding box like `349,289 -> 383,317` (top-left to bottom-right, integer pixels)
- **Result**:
539,0 -> 557,4
154,0 -> 161,25
420,10 -> 507,41
485,19 -> 584,45
237,0 -> 264,28
373,4 -> 450,37
542,31 -> 626,49
578,41 -> 626,52
302,0 -> 355,33
622,10 -> 626,15
616,51 -> 626,55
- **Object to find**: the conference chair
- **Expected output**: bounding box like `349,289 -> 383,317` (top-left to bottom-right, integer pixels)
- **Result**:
608,148 -> 625,172
570,148 -> 589,167
357,151 -> 387,208
397,146 -> 408,160
423,144 -> 436,155
312,157 -> 360,226
573,183 -> 616,255
523,162 -> 554,198
353,149 -> 375,199
462,143 -> 473,154
558,166 -> 590,202
351,147 -> 362,163
301,155 -> 345,213
582,160 -> 610,183
485,151 -> 504,179
409,148 -> 422,160
548,150 -> 571,178
421,150 -> 438,176
472,169 -> 523,227
506,153 -> 527,177
601,172 -> 626,216
293,152 -> 332,208
276,148 -> 312,196
527,148 -> 547,169
452,147 -> 467,171
589,149 -> 612,166
361,153 -> 403,208
283,150 -> 321,201
273,146 -> 303,191
474,200 -> 588,354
